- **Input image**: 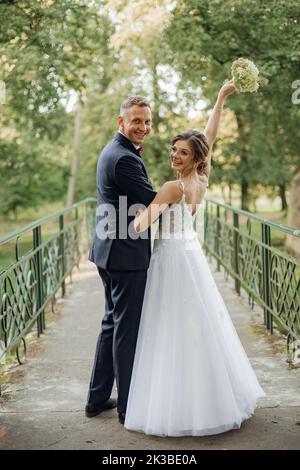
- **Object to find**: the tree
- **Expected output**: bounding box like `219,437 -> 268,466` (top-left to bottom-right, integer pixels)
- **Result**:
167,0 -> 300,211
0,0 -> 111,214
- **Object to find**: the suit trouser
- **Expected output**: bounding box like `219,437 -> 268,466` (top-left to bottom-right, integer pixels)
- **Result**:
87,268 -> 148,414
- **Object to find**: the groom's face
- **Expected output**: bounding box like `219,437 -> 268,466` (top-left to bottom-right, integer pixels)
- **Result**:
118,105 -> 152,145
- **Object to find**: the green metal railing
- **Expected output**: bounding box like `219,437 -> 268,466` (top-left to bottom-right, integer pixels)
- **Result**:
2,196 -> 299,364
202,199 -> 300,350
0,198 -> 97,364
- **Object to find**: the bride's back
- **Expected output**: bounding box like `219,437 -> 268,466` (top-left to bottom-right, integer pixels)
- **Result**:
155,175 -> 208,241
180,174 -> 208,215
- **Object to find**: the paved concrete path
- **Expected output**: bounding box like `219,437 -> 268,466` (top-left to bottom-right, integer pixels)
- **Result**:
0,260 -> 299,450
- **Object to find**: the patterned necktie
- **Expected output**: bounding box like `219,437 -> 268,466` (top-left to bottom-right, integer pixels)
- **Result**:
137,146 -> 144,154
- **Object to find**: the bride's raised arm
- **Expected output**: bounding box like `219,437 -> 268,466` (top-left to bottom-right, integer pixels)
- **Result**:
203,79 -> 236,177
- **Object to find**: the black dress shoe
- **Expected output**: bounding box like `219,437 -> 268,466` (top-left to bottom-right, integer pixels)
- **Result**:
118,412 -> 126,424
85,398 -> 117,418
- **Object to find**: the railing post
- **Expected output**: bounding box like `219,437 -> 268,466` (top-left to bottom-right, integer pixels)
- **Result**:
33,225 -> 44,336
59,214 -> 66,297
215,205 -> 221,271
74,206 -> 80,263
233,212 -> 240,295
86,201 -> 90,250
204,201 -> 208,244
262,223 -> 273,333
202,201 -> 209,256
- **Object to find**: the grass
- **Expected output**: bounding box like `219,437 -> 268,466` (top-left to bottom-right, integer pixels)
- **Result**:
0,202 -> 64,238
239,213 -> 288,247
0,203 -> 66,272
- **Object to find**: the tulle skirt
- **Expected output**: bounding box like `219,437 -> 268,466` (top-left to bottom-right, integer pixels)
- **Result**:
125,236 -> 265,437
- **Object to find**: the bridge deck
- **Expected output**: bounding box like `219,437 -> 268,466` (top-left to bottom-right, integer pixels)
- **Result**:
0,260 -> 299,450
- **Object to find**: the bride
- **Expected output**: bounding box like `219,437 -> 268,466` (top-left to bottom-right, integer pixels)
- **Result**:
124,80 -> 265,437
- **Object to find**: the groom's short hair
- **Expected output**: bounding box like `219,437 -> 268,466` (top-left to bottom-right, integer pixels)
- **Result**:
120,96 -> 151,118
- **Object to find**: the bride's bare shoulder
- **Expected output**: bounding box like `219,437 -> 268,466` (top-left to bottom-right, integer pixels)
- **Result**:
160,180 -> 182,202
162,179 -> 181,188
162,180 -> 182,193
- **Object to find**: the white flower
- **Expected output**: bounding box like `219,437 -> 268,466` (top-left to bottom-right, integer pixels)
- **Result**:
231,58 -> 260,93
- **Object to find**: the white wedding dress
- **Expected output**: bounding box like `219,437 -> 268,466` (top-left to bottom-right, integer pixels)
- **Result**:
125,183 -> 265,437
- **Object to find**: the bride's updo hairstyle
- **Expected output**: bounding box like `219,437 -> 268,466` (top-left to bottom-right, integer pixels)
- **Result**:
171,129 -> 209,176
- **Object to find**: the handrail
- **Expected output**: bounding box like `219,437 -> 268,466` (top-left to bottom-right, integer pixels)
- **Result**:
203,199 -> 300,354
0,197 -> 97,245
205,198 -> 300,237
0,197 -> 97,364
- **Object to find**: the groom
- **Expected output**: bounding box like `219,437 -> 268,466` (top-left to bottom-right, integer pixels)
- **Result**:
86,96 -> 157,424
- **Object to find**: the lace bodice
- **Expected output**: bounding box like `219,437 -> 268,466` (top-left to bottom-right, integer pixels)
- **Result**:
156,197 -> 196,240
156,177 -> 207,239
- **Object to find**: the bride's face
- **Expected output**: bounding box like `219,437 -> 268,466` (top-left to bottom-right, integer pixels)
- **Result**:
170,140 -> 194,174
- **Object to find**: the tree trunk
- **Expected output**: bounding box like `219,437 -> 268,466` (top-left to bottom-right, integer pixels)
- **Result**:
286,167 -> 300,255
235,110 -> 250,211
151,60 -> 160,134
279,184 -> 288,212
228,184 -> 232,206
221,185 -> 226,204
67,94 -> 82,209
149,55 -> 165,162
241,179 -> 249,211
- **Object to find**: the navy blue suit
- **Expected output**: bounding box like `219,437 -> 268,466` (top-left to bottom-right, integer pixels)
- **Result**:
87,132 -> 156,414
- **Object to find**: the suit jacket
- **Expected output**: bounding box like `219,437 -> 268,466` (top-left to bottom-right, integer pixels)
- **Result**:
89,132 -> 157,270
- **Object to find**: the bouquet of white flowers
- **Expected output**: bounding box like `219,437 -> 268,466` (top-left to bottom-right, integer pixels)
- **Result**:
231,58 -> 260,93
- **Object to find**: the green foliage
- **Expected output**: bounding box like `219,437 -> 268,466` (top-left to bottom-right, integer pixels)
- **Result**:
0,0 -> 110,214
167,0 -> 300,208
1,0 -> 299,219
